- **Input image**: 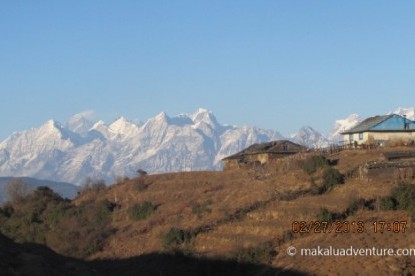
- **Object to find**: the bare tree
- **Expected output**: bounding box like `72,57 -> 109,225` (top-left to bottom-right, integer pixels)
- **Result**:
4,178 -> 33,202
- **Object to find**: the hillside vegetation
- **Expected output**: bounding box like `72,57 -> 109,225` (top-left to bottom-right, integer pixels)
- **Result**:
0,177 -> 79,202
1,147 -> 415,275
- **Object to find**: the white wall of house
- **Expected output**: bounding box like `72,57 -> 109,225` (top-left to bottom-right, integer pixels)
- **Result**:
343,132 -> 415,145
369,132 -> 415,142
343,132 -> 369,145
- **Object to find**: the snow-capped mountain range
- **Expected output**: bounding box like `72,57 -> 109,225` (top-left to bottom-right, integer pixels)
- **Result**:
0,107 -> 411,184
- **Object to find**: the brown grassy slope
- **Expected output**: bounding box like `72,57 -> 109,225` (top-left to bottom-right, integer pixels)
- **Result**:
79,167 -> 312,259
73,147 -> 415,274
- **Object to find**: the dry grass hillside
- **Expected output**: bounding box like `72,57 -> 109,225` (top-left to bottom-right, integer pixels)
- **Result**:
2,146 -> 415,275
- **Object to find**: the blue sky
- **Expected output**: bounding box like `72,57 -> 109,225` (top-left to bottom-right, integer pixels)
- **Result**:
1,1 -> 414,140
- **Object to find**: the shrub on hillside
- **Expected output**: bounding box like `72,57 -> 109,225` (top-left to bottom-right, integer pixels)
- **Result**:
0,204 -> 14,218
44,201 -> 71,230
48,199 -> 116,258
322,168 -> 344,191
0,187 -> 117,258
95,199 -> 117,224
300,155 -> 328,175
317,208 -> 334,222
383,183 -> 415,215
162,228 -> 195,249
380,197 -> 396,211
309,177 -> 326,195
310,168 -> 344,195
32,186 -> 64,202
129,201 -> 157,221
0,186 -> 67,244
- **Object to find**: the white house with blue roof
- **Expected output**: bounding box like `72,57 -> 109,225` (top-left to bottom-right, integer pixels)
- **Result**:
342,114 -> 415,146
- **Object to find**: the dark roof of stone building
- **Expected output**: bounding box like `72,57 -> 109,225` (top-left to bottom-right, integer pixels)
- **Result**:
223,140 -> 306,160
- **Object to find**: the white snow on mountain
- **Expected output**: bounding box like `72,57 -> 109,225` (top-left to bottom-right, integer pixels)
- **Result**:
0,109 -> 285,184
66,110 -> 95,135
290,126 -> 329,149
327,114 -> 360,143
2,107 -> 409,184
390,107 -> 415,120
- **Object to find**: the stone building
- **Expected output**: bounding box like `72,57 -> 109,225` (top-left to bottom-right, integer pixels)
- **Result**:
222,140 -> 306,170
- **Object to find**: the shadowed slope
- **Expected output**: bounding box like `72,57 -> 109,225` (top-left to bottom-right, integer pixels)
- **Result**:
0,233 -> 306,276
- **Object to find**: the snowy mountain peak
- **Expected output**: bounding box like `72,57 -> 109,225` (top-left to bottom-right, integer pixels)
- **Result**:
8,108 -> 406,184
0,109 -> 288,184
46,119 -> 60,127
298,126 -> 315,133
143,112 -> 170,129
40,120 -> 64,134
66,111 -> 95,134
291,126 -> 329,148
155,112 -> 169,122
108,117 -> 138,136
111,116 -> 128,124
91,120 -> 105,130
191,108 -> 219,126
89,120 -> 109,137
192,108 -> 209,116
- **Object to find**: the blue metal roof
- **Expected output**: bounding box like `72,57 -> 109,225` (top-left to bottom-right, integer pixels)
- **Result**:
342,114 -> 415,134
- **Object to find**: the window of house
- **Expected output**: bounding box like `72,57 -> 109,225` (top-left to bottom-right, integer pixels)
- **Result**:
349,134 -> 354,142
359,133 -> 364,140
